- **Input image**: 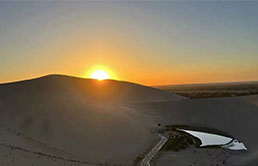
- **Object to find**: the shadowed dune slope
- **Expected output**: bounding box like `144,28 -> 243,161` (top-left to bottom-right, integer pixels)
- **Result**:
0,74 -> 183,105
1,75 -> 257,165
0,75 -> 183,164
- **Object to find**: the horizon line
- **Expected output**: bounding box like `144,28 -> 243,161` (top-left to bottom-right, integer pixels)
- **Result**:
1,73 -> 258,87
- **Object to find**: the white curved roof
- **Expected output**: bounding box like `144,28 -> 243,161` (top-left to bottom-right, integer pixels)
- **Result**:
177,128 -> 248,150
178,129 -> 233,146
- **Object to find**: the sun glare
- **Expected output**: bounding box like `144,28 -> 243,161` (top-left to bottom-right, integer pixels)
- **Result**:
90,70 -> 110,81
85,65 -> 117,81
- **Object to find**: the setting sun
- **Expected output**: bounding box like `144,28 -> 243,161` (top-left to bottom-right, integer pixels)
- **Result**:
85,65 -> 117,81
90,70 -> 110,81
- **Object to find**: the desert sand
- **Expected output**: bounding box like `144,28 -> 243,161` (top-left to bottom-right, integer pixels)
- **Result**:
0,75 -> 257,165
0,75 -> 182,165
151,146 -> 245,166
241,95 -> 258,107
134,97 -> 258,165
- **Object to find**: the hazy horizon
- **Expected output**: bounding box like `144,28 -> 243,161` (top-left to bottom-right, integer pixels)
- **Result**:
1,1 -> 258,85
0,73 -> 258,87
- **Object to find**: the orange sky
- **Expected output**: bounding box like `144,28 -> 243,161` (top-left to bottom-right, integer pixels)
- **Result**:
1,2 -> 258,85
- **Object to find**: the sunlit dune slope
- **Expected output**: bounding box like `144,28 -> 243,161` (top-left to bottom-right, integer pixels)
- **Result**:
0,75 -> 183,164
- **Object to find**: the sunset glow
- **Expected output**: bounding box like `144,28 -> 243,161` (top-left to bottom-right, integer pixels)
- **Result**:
90,70 -> 110,81
1,2 -> 258,85
86,65 -> 117,81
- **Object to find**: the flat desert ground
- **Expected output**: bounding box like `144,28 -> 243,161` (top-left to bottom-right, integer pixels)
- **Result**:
0,75 -> 257,165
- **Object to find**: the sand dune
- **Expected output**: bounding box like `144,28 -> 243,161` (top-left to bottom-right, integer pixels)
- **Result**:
0,75 -> 182,165
0,123 -> 98,166
0,75 -> 257,165
0,74 -> 182,105
241,95 -> 258,107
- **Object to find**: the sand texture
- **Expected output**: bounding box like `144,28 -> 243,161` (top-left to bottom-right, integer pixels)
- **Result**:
0,75 -> 257,165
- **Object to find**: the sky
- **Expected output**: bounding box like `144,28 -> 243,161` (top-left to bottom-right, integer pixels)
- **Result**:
1,1 -> 258,85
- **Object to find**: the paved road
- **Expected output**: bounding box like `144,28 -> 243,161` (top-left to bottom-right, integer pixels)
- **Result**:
141,134 -> 168,166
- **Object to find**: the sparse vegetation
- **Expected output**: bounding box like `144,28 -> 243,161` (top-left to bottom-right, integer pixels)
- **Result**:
174,91 -> 258,99
157,82 -> 258,99
161,137 -> 188,152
